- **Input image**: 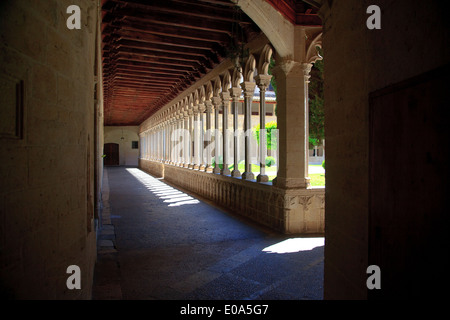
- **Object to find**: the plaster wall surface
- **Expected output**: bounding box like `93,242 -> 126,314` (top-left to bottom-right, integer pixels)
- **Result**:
104,126 -> 140,167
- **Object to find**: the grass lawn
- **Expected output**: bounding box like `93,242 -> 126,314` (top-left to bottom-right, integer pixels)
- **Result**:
309,173 -> 325,187
217,162 -> 325,186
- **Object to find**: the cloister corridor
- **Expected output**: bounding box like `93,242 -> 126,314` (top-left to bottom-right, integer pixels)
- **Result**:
1,0 -> 449,302
93,167 -> 324,300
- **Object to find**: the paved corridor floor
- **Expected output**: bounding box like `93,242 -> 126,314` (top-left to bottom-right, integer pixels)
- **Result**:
92,167 -> 324,300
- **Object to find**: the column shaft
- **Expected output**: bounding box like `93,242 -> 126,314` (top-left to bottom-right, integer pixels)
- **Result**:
205,102 -> 213,173
272,61 -> 311,189
230,87 -> 242,178
241,81 -> 256,180
213,97 -> 221,174
255,75 -> 272,183
221,92 -> 231,175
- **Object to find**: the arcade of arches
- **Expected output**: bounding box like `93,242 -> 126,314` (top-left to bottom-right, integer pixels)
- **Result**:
1,0 -> 449,300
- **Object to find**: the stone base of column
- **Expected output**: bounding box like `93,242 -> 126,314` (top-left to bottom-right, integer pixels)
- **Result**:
213,166 -> 221,174
188,164 -> 194,169
193,164 -> 200,170
257,174 -> 269,183
221,167 -> 231,176
199,165 -> 205,171
183,163 -> 189,168
272,176 -> 311,189
205,165 -> 213,173
241,171 -> 255,180
231,169 -> 241,178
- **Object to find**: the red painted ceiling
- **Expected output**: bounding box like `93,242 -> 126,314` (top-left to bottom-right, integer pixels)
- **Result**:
101,0 -> 320,126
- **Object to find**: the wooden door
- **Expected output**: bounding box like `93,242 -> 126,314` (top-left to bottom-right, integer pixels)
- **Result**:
104,143 -> 119,166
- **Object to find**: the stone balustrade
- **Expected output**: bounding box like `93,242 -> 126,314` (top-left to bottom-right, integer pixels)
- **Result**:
139,158 -> 324,234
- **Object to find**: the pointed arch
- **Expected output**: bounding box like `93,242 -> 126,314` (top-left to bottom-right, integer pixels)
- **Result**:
243,54 -> 256,82
221,70 -> 231,92
212,77 -> 222,97
231,67 -> 242,88
257,44 -> 274,75
193,89 -> 199,106
198,85 -> 206,104
205,81 -> 213,101
305,32 -> 323,65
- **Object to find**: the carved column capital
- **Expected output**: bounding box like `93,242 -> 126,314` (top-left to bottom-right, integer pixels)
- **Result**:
229,87 -> 242,100
212,96 -> 222,108
240,81 -> 256,96
255,74 -> 272,89
204,100 -> 213,112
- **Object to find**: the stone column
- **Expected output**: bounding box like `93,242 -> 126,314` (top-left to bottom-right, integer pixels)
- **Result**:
230,86 -> 242,178
155,126 -> 159,161
241,81 -> 256,180
212,97 -> 222,174
220,91 -> 231,176
163,123 -> 166,162
205,101 -> 214,173
177,115 -> 183,166
172,118 -> 177,165
188,109 -> 195,169
151,130 -> 154,160
166,121 -> 169,163
198,104 -> 206,171
184,113 -> 190,168
193,107 -> 200,170
158,125 -> 161,161
255,74 -> 272,183
179,111 -> 186,167
272,61 -> 312,189
169,119 -> 174,165
150,129 -> 154,160
167,120 -> 171,164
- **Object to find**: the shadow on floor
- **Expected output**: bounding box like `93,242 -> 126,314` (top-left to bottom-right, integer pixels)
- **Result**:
92,167 -> 324,300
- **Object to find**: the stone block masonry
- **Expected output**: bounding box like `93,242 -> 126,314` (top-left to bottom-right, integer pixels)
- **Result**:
0,0 -> 98,299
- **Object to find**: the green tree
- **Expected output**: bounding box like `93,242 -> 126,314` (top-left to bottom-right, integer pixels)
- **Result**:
308,48 -> 324,148
252,121 -> 278,151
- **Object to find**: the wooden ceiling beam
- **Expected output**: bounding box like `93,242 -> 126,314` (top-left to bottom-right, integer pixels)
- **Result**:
100,0 -> 265,126
111,64 -> 191,76
106,0 -> 241,23
111,29 -> 217,51
112,71 -> 182,81
104,20 -> 231,44
103,8 -> 233,34
103,53 -> 200,69
107,47 -> 203,63
107,39 -> 212,58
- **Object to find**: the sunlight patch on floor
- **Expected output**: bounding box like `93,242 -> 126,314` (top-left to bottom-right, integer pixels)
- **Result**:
125,168 -> 200,207
262,237 -> 324,254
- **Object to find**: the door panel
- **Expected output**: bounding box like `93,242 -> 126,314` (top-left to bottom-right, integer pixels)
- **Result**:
104,143 -> 119,166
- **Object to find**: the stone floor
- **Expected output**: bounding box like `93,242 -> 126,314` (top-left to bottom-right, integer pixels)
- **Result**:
92,166 -> 324,300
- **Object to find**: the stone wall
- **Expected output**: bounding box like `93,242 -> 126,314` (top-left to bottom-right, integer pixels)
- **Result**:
321,0 -> 450,299
140,159 -> 324,234
0,0 -> 98,299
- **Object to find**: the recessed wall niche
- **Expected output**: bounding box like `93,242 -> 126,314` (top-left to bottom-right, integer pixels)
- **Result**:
0,73 -> 24,140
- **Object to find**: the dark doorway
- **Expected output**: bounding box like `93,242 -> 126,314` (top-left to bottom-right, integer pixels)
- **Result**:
369,65 -> 450,299
104,143 -> 119,166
